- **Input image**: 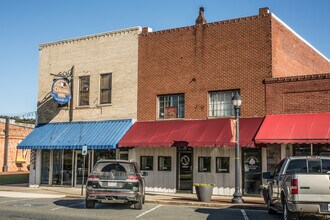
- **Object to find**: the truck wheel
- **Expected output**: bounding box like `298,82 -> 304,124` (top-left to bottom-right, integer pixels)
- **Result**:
85,199 -> 95,209
267,198 -> 277,215
134,196 -> 143,210
283,202 -> 299,220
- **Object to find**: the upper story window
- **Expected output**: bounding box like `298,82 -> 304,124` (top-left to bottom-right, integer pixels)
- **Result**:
208,90 -> 240,117
100,73 -> 112,104
158,94 -> 184,119
79,76 -> 90,106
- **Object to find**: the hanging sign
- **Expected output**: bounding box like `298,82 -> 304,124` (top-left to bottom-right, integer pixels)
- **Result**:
51,78 -> 71,104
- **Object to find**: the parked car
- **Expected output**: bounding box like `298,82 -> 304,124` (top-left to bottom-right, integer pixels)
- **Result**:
85,160 -> 147,209
262,156 -> 330,220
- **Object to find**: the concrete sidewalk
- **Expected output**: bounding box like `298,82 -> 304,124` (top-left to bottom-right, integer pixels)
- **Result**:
0,184 -> 266,209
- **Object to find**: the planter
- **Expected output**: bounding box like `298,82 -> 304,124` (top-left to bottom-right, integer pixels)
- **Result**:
194,185 -> 214,202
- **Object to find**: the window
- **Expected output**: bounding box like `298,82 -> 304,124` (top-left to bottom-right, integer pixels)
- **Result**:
158,94 -> 184,119
216,157 -> 229,173
79,76 -> 90,106
198,157 -> 211,172
140,156 -> 153,170
100,73 -> 112,104
286,159 -> 307,174
158,156 -> 171,171
209,90 -> 239,117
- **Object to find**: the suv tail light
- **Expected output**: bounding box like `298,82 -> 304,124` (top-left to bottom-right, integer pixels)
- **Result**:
127,175 -> 139,181
291,179 -> 299,194
87,174 -> 99,181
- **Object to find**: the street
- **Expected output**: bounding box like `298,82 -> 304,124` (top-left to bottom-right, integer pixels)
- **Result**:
0,196 -> 324,220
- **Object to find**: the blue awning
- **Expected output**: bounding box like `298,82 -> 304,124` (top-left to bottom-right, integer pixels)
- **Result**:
18,120 -> 132,150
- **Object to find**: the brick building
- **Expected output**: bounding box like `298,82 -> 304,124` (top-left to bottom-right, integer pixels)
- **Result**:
0,119 -> 33,172
18,27 -> 142,186
119,8 -> 330,195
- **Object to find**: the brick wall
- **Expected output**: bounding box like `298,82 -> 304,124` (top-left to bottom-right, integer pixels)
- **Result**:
265,74 -> 330,114
0,122 -> 32,172
38,27 -> 141,124
271,15 -> 330,77
138,13 -> 272,121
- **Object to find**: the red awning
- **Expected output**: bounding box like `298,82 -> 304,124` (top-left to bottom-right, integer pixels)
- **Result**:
255,113 -> 330,144
118,118 -> 263,148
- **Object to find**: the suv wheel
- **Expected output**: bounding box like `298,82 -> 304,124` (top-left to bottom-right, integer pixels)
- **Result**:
134,196 -> 143,210
85,199 -> 95,209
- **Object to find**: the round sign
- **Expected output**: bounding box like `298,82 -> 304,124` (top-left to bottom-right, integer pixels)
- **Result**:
51,78 -> 71,104
180,155 -> 190,166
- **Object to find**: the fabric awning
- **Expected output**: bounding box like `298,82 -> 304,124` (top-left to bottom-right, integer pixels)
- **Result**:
118,118 -> 263,148
18,120 -> 132,149
255,113 -> 330,144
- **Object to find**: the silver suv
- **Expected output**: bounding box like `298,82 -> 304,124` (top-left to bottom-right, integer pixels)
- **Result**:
85,160 -> 147,210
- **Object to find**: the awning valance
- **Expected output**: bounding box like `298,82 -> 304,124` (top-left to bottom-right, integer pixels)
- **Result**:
255,113 -> 330,144
118,118 -> 263,148
18,120 -> 132,149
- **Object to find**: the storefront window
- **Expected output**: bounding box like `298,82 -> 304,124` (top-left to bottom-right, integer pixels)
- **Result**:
94,150 -> 116,165
140,156 -> 153,170
313,144 -> 330,156
198,157 -> 211,172
52,150 -> 62,185
293,144 -> 311,156
267,144 -> 281,174
62,150 -> 72,185
158,156 -> 171,171
41,150 -> 50,184
216,157 -> 229,173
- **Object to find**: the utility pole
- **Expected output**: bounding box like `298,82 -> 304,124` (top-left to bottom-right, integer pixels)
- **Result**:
2,116 -> 9,172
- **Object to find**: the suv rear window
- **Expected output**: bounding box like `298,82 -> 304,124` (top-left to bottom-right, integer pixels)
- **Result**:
286,159 -> 330,174
93,162 -> 136,180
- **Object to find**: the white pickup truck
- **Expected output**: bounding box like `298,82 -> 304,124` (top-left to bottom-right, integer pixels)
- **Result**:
262,156 -> 330,220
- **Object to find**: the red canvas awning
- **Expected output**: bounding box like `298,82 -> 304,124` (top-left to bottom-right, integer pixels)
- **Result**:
118,118 -> 263,148
255,113 -> 330,144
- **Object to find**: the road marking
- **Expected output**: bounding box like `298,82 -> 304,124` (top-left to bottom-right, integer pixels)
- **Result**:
51,202 -> 85,211
241,209 -> 249,220
0,198 -> 36,204
136,205 -> 162,219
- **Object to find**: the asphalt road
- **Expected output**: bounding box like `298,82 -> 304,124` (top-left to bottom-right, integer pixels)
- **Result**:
0,197 -> 324,220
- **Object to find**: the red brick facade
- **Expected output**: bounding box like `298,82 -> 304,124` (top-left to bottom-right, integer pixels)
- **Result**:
265,74 -> 330,114
0,122 -> 32,172
137,8 -> 329,122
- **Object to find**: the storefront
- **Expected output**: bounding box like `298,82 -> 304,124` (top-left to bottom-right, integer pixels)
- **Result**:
18,120 -> 132,187
119,117 -> 264,196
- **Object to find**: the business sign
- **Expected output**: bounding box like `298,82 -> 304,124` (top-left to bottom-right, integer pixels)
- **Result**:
82,145 -> 88,156
51,78 -> 71,104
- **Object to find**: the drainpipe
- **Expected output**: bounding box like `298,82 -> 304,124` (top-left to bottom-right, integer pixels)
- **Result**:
2,116 -> 9,172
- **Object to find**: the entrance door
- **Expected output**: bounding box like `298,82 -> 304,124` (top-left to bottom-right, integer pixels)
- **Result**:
177,149 -> 193,191
243,149 -> 262,195
74,151 -> 91,186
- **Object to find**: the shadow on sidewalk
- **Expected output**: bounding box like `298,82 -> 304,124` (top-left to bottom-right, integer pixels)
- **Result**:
53,199 -> 136,210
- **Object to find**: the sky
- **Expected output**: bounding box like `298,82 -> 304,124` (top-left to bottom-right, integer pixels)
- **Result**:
0,0 -> 329,117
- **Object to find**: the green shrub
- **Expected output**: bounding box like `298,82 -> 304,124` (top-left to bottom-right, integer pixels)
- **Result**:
193,183 -> 215,187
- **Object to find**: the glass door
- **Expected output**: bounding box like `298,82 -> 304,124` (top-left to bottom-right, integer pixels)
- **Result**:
243,148 -> 262,195
177,149 -> 193,191
74,151 -> 91,186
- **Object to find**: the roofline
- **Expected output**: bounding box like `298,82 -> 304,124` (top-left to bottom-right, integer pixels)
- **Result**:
271,13 -> 330,62
39,26 -> 142,49
263,73 -> 330,84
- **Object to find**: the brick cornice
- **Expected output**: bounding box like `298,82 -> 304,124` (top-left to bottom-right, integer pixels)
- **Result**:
263,73 -> 330,84
39,26 -> 142,50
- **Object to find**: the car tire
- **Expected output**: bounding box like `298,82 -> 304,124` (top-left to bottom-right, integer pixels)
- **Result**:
85,199 -> 95,209
283,201 -> 299,220
134,196 -> 143,210
267,198 -> 277,215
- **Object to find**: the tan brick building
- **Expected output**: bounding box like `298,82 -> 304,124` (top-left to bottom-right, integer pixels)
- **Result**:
0,119 -> 33,172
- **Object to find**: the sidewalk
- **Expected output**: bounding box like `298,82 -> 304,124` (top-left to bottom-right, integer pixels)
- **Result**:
0,184 -> 266,210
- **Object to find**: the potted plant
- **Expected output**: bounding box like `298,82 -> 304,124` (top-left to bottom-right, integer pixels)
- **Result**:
193,183 -> 215,202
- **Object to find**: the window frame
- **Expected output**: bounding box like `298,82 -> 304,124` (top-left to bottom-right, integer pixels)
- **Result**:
140,156 -> 153,171
216,157 -> 230,173
198,157 -> 211,173
78,76 -> 90,106
208,90 -> 240,117
158,156 -> 172,171
100,73 -> 112,105
157,93 -> 184,119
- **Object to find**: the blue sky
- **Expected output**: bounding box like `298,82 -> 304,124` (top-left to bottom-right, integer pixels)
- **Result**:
0,0 -> 329,116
